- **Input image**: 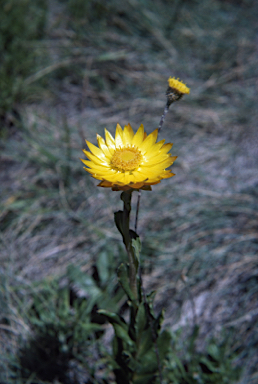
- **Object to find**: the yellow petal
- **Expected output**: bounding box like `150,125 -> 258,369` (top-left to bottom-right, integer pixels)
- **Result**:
119,173 -> 130,185
142,156 -> 168,166
83,167 -> 97,175
82,160 -> 112,173
105,128 -> 115,149
115,124 -> 124,147
146,155 -> 177,167
144,139 -> 166,159
102,173 -> 123,182
141,168 -> 161,179
138,129 -> 158,154
159,143 -> 173,154
132,169 -> 149,181
161,171 -> 175,179
123,123 -> 134,145
97,134 -> 113,158
169,155 -> 177,163
118,172 -> 133,184
81,158 -> 95,167
147,157 -> 175,170
132,124 -> 144,147
128,173 -> 142,184
86,141 -> 106,161
82,150 -> 109,166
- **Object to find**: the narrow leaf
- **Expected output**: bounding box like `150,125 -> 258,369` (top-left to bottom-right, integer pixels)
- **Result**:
98,309 -> 127,330
135,303 -> 146,339
117,263 -> 136,302
114,210 -> 124,238
113,323 -> 135,350
157,330 -> 172,360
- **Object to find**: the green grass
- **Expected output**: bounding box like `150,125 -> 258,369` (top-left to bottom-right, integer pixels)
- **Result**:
0,0 -> 48,123
0,0 -> 258,382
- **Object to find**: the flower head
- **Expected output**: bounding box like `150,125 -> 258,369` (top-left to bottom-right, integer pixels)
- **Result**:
168,77 -> 190,95
81,123 -> 177,191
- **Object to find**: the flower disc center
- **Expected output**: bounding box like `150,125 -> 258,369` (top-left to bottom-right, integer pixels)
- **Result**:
111,147 -> 142,171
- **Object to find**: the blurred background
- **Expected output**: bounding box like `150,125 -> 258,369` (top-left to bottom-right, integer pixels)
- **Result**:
0,0 -> 258,382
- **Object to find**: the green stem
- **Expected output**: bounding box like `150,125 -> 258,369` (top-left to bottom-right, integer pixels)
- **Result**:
121,191 -> 138,301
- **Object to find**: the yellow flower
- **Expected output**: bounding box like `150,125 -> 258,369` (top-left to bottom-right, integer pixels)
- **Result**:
81,123 -> 177,191
168,77 -> 190,95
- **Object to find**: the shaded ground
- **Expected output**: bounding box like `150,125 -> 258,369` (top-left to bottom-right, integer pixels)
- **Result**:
0,0 -> 258,382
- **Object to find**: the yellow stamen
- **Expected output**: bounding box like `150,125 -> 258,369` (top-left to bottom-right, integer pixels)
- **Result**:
111,147 -> 142,171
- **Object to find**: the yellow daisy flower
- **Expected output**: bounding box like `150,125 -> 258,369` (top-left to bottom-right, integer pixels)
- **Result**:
168,77 -> 190,95
81,123 -> 177,191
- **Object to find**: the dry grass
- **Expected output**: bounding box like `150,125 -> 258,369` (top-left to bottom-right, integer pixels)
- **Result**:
0,0 -> 258,382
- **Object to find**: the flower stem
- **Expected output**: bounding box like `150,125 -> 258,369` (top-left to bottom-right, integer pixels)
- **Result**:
158,101 -> 170,134
121,191 -> 138,301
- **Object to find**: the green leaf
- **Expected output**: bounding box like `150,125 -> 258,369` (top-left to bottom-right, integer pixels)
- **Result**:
79,323 -> 103,333
113,334 -> 119,357
146,290 -> 156,315
138,349 -> 158,374
117,263 -> 136,302
96,251 -> 110,284
114,210 -> 124,238
153,309 -> 165,334
132,237 -> 141,265
123,351 -> 141,372
113,323 -> 135,350
132,330 -> 172,378
135,303 -> 146,339
207,343 -> 220,361
199,356 -> 220,373
157,330 -> 172,360
136,328 -> 153,359
97,309 -> 127,330
172,354 -> 188,378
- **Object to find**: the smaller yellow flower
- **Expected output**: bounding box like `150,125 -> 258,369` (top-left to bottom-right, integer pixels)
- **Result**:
168,77 -> 190,95
81,123 -> 177,191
